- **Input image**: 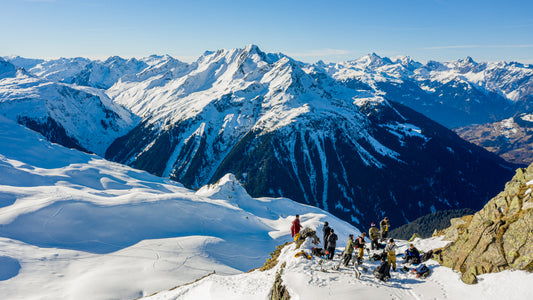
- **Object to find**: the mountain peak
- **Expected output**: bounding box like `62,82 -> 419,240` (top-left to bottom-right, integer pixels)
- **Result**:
244,44 -> 261,54
0,58 -> 19,79
356,53 -> 392,67
459,56 -> 477,65
195,173 -> 252,201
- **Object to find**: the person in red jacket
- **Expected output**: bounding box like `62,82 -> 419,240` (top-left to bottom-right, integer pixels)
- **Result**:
291,214 -> 303,241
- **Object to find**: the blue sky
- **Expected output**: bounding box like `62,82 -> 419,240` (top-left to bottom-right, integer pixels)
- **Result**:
2,0 -> 532,63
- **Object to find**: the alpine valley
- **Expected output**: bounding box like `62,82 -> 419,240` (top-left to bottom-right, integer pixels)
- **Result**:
2,45 -> 531,228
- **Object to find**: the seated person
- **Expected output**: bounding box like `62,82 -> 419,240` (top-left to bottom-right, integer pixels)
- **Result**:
404,244 -> 421,264
373,257 -> 391,282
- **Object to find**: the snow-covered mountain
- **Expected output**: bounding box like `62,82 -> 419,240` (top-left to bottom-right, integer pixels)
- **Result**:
3,47 -> 524,228
102,46 -> 515,228
455,112 -> 533,165
0,58 -> 135,155
320,54 -> 533,128
0,115 -> 358,299
4,54 -> 188,90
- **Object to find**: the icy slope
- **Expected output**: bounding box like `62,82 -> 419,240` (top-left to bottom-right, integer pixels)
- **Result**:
0,116 -> 357,300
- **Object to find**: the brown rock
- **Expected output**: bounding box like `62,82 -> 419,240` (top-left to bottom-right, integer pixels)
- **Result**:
438,163 -> 533,283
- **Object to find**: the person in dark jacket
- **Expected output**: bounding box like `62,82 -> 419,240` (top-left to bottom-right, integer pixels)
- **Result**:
322,221 -> 331,250
291,214 -> 303,242
373,257 -> 391,282
354,232 -> 366,264
326,229 -> 338,260
404,244 -> 421,264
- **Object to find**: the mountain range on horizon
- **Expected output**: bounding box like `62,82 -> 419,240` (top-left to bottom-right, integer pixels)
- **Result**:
1,45 -> 531,228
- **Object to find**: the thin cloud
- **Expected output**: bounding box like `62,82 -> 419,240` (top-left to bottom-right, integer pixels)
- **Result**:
423,45 -> 533,50
287,49 -> 351,57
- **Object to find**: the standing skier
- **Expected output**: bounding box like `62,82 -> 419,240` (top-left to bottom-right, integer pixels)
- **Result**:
322,221 -> 331,250
369,222 -> 380,250
343,234 -> 355,266
354,232 -> 367,264
384,238 -> 397,271
291,214 -> 303,242
380,217 -> 389,242
326,229 -> 338,260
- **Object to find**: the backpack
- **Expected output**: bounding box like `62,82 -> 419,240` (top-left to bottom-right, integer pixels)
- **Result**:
312,247 -> 326,257
420,250 -> 433,263
412,264 -> 431,278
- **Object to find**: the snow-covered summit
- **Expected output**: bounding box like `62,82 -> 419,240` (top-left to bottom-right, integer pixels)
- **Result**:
196,174 -> 252,201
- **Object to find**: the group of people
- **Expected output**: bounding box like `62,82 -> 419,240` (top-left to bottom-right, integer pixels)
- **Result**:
291,215 -> 421,282
374,242 -> 422,282
322,221 -> 373,267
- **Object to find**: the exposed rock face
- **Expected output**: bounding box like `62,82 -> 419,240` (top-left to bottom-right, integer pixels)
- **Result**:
436,163 -> 533,284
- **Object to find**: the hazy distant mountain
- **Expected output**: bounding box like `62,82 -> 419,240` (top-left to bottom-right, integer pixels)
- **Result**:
454,113 -> 533,165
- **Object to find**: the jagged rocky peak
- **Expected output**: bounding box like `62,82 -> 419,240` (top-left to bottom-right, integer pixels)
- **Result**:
435,163 -> 533,284
197,44 -> 281,71
462,56 -> 476,65
356,52 -> 393,68
391,55 -> 420,69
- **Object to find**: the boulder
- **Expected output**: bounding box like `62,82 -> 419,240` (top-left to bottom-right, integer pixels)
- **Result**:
436,163 -> 533,283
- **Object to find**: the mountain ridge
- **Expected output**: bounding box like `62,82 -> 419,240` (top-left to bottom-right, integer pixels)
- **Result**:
2,46 -> 525,227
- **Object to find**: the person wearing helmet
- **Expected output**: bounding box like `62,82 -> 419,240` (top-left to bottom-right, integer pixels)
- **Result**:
369,222 -> 380,250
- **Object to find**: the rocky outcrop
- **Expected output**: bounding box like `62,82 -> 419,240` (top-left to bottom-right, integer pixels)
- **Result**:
436,163 -> 533,283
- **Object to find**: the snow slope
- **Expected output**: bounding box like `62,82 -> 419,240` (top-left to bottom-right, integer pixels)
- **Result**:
0,116 -> 357,299
0,59 -> 135,155
0,114 -> 531,300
